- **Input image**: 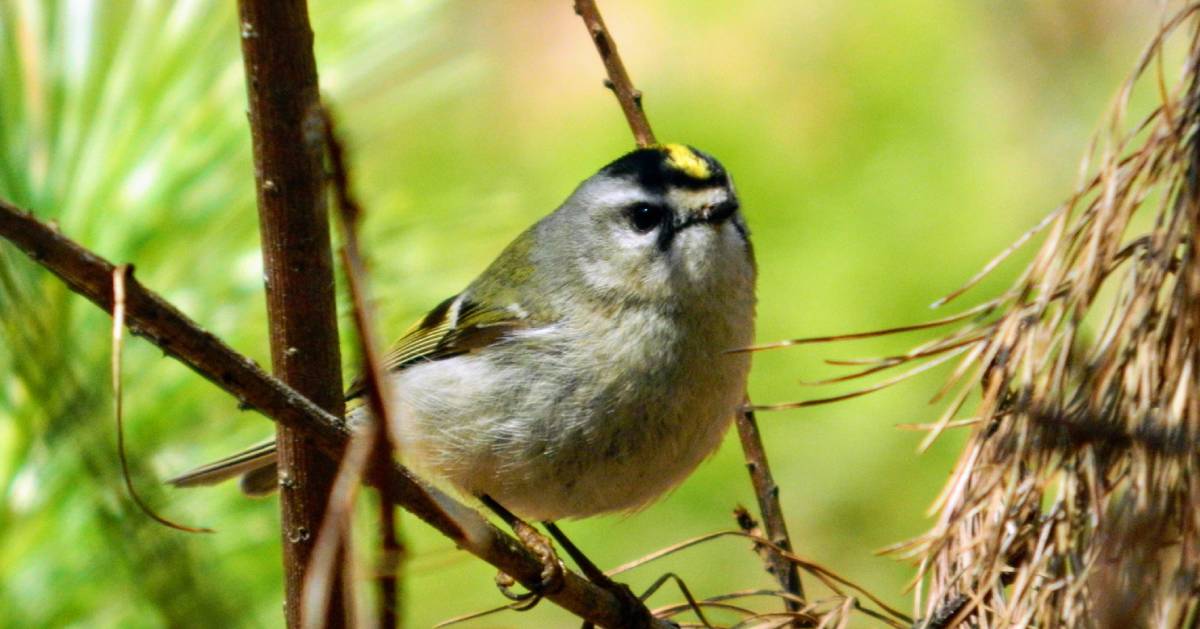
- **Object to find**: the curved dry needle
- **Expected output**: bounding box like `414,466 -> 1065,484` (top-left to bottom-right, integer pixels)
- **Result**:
111,265 -> 212,534
432,600 -> 534,629
652,600 -> 760,622
434,569 -> 718,628
930,206 -> 1066,309
731,603 -> 904,629
800,335 -> 987,386
638,572 -> 715,629
606,530 -> 751,577
753,345 -> 971,412
733,297 -> 1004,354
729,611 -> 818,629
684,590 -> 820,628
771,551 -> 912,622
698,587 -> 809,608
895,417 -> 982,432
823,318 -> 998,367
606,528 -> 911,625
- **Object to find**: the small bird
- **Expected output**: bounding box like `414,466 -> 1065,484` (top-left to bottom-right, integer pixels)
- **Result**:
170,144 -> 755,523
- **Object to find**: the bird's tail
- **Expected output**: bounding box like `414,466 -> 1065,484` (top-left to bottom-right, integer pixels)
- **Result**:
166,439 -> 279,496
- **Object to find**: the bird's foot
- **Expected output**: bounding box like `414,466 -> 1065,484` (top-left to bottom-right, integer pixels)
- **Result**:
493,519 -> 565,609
542,522 -> 660,629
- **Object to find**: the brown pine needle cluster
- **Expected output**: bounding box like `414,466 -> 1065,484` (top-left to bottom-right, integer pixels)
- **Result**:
754,4 -> 1200,627
905,9 -> 1200,624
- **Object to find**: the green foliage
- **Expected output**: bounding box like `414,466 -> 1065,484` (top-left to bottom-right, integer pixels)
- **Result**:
0,1 -> 1160,626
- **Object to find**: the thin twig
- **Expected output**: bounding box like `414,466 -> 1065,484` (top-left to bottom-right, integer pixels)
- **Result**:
320,106 -> 408,628
573,0 -> 657,147
377,496 -> 401,628
302,424 -> 376,629
732,434 -> 806,614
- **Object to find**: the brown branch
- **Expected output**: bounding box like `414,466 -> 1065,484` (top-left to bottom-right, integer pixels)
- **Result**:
0,199 -> 671,629
573,0 -> 657,147
301,416 -> 374,628
734,409 -> 805,613
234,1 -> 346,624
572,0 -> 805,615
377,496 -> 401,628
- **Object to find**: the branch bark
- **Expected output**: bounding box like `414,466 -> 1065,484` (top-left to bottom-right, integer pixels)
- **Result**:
574,0 -> 657,148
735,407 -> 805,608
572,0 -> 805,612
0,199 -> 670,629
235,1 -> 346,625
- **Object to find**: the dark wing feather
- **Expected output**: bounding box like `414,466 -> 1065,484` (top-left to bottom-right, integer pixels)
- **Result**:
344,294 -> 527,400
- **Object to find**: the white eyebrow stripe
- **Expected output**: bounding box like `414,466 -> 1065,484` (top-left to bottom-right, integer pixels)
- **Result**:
585,187 -> 657,209
668,187 -> 727,212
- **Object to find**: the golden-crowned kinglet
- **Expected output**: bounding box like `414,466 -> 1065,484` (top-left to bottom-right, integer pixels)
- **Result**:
171,144 -> 755,521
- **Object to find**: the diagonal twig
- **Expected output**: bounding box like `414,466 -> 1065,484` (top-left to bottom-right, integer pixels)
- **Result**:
574,0 -> 656,148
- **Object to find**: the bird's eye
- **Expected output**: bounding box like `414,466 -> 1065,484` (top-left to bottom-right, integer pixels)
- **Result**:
627,204 -> 668,233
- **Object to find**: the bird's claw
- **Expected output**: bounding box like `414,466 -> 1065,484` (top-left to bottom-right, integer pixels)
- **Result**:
494,571 -> 543,610
492,521 -> 565,610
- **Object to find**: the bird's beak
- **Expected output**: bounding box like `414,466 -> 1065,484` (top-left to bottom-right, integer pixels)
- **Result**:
701,197 -> 740,225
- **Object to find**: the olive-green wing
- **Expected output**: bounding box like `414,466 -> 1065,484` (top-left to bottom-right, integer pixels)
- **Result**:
168,293 -> 527,492
344,294 -> 526,400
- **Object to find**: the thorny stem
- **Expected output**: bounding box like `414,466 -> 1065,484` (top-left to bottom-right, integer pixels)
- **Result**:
0,199 -> 673,629
234,0 -> 346,624
573,0 -> 657,148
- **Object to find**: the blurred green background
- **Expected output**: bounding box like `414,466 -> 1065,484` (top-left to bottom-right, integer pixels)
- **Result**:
0,1 -> 1165,626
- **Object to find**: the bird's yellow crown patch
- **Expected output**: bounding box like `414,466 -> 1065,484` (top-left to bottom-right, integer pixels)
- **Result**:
661,143 -> 712,180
